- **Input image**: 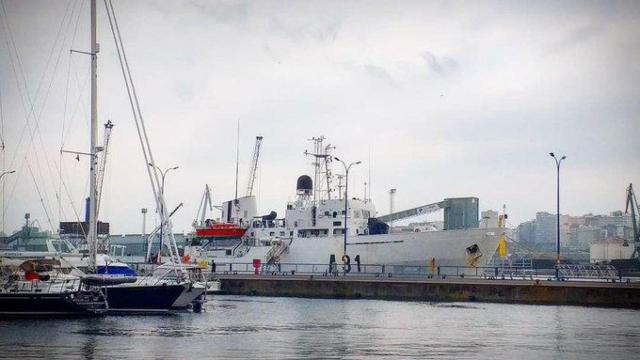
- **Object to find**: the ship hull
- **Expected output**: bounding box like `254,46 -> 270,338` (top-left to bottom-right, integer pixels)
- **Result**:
101,283 -> 186,313
171,282 -> 206,308
0,293 -> 102,316
197,228 -> 502,275
285,228 -> 502,268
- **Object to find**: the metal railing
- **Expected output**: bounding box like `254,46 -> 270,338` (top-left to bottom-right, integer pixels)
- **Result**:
0,277 -> 82,294
124,260 -> 637,282
204,262 -> 539,278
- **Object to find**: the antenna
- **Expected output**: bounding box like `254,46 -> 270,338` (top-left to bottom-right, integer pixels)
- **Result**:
234,119 -> 240,201
368,146 -> 371,201
304,136 -> 333,204
389,188 -> 397,226
364,182 -> 367,202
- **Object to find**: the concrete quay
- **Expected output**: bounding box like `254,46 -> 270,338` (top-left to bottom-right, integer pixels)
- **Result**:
214,274 -> 640,308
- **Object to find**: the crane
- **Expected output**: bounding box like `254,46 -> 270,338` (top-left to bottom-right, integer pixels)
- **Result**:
194,184 -> 213,227
245,136 -> 263,196
626,183 -> 640,259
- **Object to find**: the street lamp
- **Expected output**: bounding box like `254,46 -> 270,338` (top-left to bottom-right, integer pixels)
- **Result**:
549,152 -> 566,280
148,163 -> 179,263
0,170 -> 16,181
333,157 -> 361,255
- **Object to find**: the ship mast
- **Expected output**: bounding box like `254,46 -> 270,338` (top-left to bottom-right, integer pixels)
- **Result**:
304,136 -> 334,204
88,0 -> 99,271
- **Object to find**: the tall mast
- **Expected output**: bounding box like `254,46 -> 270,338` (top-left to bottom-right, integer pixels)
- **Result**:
88,0 -> 98,270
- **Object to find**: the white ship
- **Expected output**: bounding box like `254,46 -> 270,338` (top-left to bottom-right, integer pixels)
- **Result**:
185,137 -> 502,273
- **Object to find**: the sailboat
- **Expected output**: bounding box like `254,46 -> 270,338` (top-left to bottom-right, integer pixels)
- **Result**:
60,0 -> 199,313
0,258 -> 108,316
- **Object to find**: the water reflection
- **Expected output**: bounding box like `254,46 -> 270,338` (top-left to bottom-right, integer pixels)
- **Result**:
0,296 -> 639,359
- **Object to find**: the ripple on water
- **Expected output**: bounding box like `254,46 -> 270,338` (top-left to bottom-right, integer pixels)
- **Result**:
0,296 -> 638,359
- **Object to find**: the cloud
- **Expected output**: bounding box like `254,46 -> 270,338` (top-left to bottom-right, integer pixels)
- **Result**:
187,0 -> 249,24
0,0 -> 638,234
363,64 -> 394,83
545,24 -> 604,54
420,51 -> 459,76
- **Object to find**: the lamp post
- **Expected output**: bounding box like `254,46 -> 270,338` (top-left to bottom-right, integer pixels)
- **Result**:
549,152 -> 566,280
0,170 -> 15,181
141,208 -> 148,262
0,170 -> 15,235
148,163 -> 178,263
333,157 -> 361,255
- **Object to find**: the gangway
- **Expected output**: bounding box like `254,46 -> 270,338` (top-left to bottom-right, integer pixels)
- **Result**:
265,239 -> 290,265
558,264 -> 618,280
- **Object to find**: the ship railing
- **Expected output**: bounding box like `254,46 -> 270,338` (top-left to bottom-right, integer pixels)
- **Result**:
0,277 -> 82,294
204,262 -> 631,282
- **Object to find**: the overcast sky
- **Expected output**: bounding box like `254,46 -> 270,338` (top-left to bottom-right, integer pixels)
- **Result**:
0,0 -> 639,235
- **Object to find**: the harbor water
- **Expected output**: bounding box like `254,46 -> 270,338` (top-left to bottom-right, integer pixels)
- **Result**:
1,295 -> 639,359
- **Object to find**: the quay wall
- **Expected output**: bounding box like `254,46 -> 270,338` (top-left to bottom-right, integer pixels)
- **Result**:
215,275 -> 640,308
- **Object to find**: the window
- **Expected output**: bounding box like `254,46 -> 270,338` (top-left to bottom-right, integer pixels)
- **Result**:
333,228 -> 343,235
52,241 -> 71,253
333,212 -> 337,218
280,231 -> 285,236
270,232 -> 275,236
225,249 -> 232,256
333,221 -> 342,226
324,211 -> 330,216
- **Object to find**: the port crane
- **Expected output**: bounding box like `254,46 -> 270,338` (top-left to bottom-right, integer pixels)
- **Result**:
626,183 -> 640,259
246,136 -> 263,197
193,184 -> 214,227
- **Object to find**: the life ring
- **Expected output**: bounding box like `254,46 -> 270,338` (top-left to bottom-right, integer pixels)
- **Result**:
342,255 -> 351,273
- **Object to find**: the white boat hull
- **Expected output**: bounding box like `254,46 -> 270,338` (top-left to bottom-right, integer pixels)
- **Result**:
285,228 -> 501,267
193,228 -> 502,274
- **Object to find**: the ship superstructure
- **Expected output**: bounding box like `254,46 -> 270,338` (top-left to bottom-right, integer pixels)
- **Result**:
185,136 -> 502,273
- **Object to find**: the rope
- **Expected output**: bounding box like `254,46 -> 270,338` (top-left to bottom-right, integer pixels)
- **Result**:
0,0 -> 79,224
25,158 -> 55,231
105,0 -> 183,269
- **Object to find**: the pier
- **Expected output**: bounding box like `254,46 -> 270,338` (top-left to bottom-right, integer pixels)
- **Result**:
213,273 -> 640,308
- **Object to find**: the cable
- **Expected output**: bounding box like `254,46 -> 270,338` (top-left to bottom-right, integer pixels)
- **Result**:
25,158 -> 55,231
0,0 -> 79,224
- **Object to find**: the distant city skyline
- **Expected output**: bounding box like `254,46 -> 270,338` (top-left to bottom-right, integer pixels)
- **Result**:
0,0 -> 638,234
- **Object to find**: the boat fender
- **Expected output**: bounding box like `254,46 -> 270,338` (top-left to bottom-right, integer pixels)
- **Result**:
342,255 -> 351,274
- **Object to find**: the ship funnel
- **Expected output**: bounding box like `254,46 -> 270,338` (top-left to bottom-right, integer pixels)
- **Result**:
296,175 -> 313,196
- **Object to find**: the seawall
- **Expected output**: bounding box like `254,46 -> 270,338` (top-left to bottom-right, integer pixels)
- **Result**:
215,274 -> 640,308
